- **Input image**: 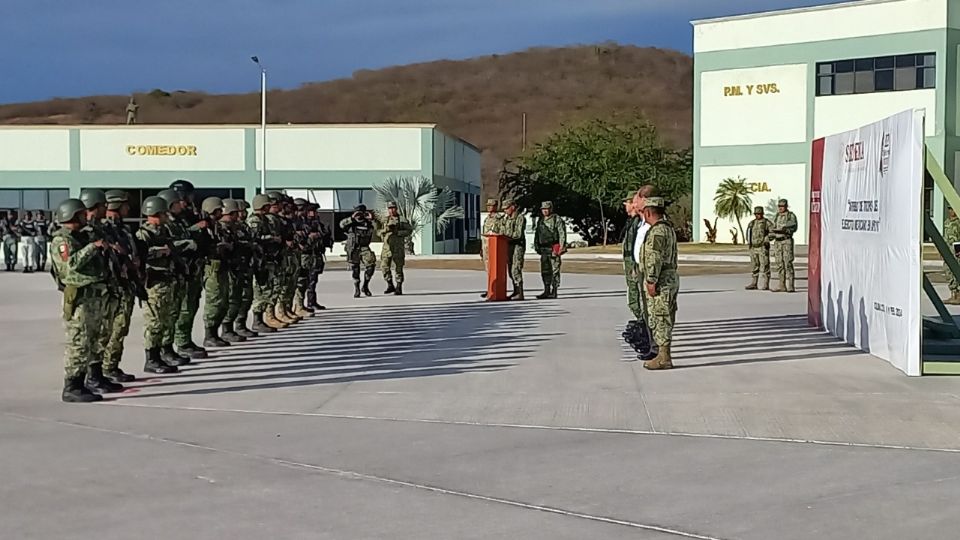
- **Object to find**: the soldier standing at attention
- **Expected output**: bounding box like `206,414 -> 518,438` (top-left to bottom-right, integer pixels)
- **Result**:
340,204 -> 378,298
290,199 -> 315,316
943,207 -> 960,304
305,203 -> 331,310
622,193 -> 644,327
78,190 -> 123,394
170,180 -> 210,357
136,197 -> 181,374
101,190 -> 139,383
1,210 -> 17,271
156,189 -> 205,360
217,199 -> 248,344
380,201 -> 414,295
34,210 -> 50,271
17,210 -> 37,273
479,198 -> 503,298
280,196 -> 307,319
199,197 -> 234,347
229,199 -> 260,337
745,206 -> 773,291
639,197 -> 679,371
769,198 -> 798,293
50,199 -> 110,402
499,199 -> 526,300
248,194 -> 285,331
266,193 -> 300,325
533,201 -> 566,299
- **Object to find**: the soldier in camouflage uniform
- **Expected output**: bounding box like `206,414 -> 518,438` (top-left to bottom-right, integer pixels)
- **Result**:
769,198 -> 799,293
304,203 -> 331,310
248,194 -> 285,331
50,199 -> 110,402
499,199 -> 526,300
380,201 -> 414,295
158,189 -> 206,361
101,190 -> 141,383
1,211 -> 17,271
290,198 -> 315,317
217,199 -> 249,343
135,197 -> 182,374
340,204 -> 378,298
78,189 -> 123,394
533,201 -> 567,299
199,197 -> 235,347
228,199 -> 260,337
169,180 -> 211,357
943,207 -> 960,304
639,197 -> 679,371
479,198 -> 503,299
266,192 -> 300,325
745,206 -> 773,291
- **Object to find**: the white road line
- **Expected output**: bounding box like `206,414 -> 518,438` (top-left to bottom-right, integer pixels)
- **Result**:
3,412 -> 724,540
103,402 -> 960,454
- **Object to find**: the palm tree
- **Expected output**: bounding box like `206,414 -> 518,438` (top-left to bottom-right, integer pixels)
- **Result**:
713,176 -> 753,242
372,175 -> 465,254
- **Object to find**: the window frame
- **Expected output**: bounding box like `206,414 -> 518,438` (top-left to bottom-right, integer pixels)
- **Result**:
815,52 -> 935,97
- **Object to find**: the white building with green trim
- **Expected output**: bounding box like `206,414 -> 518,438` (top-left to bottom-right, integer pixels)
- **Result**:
692,0 -> 954,244
0,124 -> 481,254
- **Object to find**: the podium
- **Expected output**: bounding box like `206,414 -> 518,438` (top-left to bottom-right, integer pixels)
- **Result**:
484,233 -> 510,301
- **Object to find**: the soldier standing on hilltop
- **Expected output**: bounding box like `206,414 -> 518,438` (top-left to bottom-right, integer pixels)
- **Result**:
126,96 -> 139,125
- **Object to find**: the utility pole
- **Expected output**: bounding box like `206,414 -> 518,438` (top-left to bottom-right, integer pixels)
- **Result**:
251,56 -> 267,194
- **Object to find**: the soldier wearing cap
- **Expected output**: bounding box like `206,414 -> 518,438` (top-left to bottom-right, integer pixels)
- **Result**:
340,203 -> 378,297
479,197 -> 504,298
50,198 -> 113,402
136,196 -> 184,375
621,186 -> 658,361
745,205 -> 773,291
380,201 -> 414,295
638,196 -> 679,371
533,201 -> 566,299
768,198 -> 798,293
499,198 -> 527,300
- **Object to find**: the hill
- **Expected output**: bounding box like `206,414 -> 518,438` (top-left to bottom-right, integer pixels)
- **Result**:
0,43 -> 692,196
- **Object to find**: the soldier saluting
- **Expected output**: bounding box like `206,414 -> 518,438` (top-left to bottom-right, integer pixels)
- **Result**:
340,204 -> 378,298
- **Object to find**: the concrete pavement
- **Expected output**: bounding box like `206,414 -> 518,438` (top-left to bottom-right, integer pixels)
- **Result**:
2,268 -> 960,539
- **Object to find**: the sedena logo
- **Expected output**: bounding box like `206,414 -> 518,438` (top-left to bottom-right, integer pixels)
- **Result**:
844,141 -> 865,163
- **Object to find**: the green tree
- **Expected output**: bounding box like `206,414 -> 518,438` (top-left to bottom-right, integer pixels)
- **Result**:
713,177 -> 754,242
372,175 -> 464,254
499,113 -> 691,245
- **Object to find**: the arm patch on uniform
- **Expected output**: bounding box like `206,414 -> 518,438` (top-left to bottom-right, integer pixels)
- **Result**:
58,242 -> 70,261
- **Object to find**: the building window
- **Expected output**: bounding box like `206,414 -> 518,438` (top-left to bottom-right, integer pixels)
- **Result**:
816,52 -> 935,96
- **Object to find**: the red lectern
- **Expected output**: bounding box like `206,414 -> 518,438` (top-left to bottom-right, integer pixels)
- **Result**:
484,233 -> 510,301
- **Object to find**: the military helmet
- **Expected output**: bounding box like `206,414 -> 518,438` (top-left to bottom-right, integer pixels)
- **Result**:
293,198 -> 308,207
201,196 -> 224,214
223,199 -> 241,214
541,201 -> 554,210
354,204 -> 367,213
105,190 -> 128,211
56,198 -> 87,223
754,206 -> 765,214
79,189 -> 107,209
237,199 -> 250,210
141,196 -> 169,217
156,188 -> 183,207
252,194 -> 271,211
386,201 -> 398,209
170,179 -> 195,193
266,191 -> 283,203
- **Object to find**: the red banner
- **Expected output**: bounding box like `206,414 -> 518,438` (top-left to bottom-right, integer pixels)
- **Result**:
808,137 -> 824,329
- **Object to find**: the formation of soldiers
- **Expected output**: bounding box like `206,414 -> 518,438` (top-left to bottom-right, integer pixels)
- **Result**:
743,198 -> 799,293
479,198 -> 567,300
619,188 -> 679,371
49,180 -> 335,403
1,210 -> 54,273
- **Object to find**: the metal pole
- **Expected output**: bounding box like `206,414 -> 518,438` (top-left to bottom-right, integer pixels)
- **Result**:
260,68 -> 267,194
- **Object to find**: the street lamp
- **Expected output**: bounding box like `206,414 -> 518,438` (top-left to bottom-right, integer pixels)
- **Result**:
251,56 -> 267,194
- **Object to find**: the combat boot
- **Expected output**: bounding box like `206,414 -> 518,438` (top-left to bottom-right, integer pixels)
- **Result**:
103,367 -> 135,383
745,277 -> 758,290
293,304 -> 312,318
263,310 -> 288,330
144,348 -> 177,374
384,280 -> 396,295
760,276 -> 770,291
275,305 -> 297,324
354,283 -> 362,298
510,288 -> 524,301
771,278 -> 786,293
203,326 -> 230,348
308,301 -> 326,311
283,305 -> 302,322
177,341 -> 208,360
250,311 -> 275,333
220,323 -> 246,343
547,285 -> 559,299
62,375 -> 102,403
235,320 -> 259,338
85,364 -> 124,394
362,279 -> 373,297
161,344 -> 190,366
643,344 -> 673,371
535,287 -> 551,300
395,283 -> 403,296
786,277 -> 796,293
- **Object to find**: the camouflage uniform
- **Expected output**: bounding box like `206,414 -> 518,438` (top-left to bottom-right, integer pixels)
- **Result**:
639,197 -> 678,371
622,214 -> 644,320
102,213 -> 140,378
500,205 -> 526,295
769,199 -> 798,293
340,207 -> 377,297
480,200 -> 503,272
279,212 -> 301,315
81,217 -> 120,380
136,222 -> 179,350
228,215 -> 257,330
943,212 -> 960,304
1,215 -> 17,270
534,201 -> 566,298
380,207 -> 414,293
745,207 -> 773,290
50,226 -> 109,385
171,209 -> 207,349
248,208 -> 285,329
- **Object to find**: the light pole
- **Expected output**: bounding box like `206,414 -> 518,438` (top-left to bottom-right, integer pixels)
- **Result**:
251,56 -> 267,194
